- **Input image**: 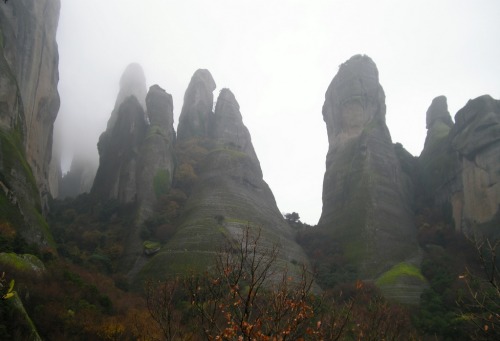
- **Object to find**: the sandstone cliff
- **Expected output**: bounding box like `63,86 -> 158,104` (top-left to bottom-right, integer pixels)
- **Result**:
136,70 -> 309,283
318,55 -> 419,283
419,95 -> 500,235
0,0 -> 60,211
450,96 -> 500,234
90,68 -> 176,272
0,0 -> 60,246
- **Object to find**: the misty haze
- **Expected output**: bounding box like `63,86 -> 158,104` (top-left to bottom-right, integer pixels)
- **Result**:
0,1 -> 499,340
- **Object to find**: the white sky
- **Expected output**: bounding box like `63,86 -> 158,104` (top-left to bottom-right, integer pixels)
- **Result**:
55,0 -> 500,225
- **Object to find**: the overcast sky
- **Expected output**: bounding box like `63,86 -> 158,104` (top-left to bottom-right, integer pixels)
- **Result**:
55,0 -> 500,224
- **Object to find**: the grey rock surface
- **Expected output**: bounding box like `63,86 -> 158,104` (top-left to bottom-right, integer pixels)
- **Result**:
319,55 -> 418,279
176,69 -> 216,142
137,84 -> 176,221
450,95 -> 500,232
0,0 -> 60,246
0,0 -> 61,213
92,96 -> 147,204
138,74 -> 309,283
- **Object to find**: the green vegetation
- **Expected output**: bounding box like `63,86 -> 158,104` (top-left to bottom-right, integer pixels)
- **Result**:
153,169 -> 170,198
0,253 -> 45,273
376,262 -> 426,286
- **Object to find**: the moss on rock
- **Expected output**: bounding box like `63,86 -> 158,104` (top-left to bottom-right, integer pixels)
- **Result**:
0,252 -> 45,274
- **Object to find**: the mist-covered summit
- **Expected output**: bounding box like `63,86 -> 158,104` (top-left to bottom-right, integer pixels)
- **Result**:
79,66 -> 309,281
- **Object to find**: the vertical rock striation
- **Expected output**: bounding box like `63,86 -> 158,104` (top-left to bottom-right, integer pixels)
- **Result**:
0,0 -> 61,211
176,69 -> 216,142
92,96 -> 147,204
449,95 -> 500,234
419,95 -> 500,235
137,84 -> 176,221
319,55 -> 418,279
0,0 -> 60,246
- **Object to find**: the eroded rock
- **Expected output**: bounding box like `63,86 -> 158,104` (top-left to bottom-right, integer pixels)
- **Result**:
319,55 -> 418,279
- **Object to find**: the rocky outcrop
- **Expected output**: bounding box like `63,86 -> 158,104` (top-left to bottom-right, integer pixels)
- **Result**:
449,95 -> 500,234
136,84 -> 176,221
318,55 -> 418,279
0,0 -> 61,212
176,69 -> 216,142
92,65 -> 169,207
136,71 -> 309,283
92,96 -> 148,204
105,63 -> 147,132
419,95 -> 500,235
419,96 -> 461,210
0,1 -> 60,246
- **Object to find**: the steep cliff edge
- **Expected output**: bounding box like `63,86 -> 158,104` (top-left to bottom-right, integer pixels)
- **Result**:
450,95 -> 500,235
419,95 -> 500,236
136,70 -> 309,283
317,55 -> 421,297
0,0 -> 60,212
0,0 -> 60,246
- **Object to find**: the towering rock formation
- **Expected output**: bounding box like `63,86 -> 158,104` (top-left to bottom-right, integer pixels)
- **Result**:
0,0 -> 61,211
419,95 -> 500,235
136,70 -> 309,283
176,69 -> 216,141
419,96 -> 461,219
0,0 -> 60,245
319,55 -> 419,280
92,96 -> 148,204
449,95 -> 500,234
91,64 -> 175,210
106,63 -> 147,132
91,75 -> 176,274
136,84 -> 176,221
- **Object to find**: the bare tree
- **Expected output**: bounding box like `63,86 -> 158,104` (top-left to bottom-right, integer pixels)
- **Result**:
458,237 -> 500,340
145,277 -> 182,341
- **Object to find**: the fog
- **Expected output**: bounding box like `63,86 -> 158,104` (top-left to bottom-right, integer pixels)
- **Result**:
55,0 -> 500,224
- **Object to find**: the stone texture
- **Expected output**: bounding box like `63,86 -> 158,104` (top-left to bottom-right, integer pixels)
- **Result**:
0,0 -> 61,212
319,55 -> 418,279
92,96 -> 147,204
137,84 -> 176,221
137,75 -> 309,283
0,0 -> 60,246
450,95 -> 500,233
176,69 -> 216,142
419,96 -> 461,209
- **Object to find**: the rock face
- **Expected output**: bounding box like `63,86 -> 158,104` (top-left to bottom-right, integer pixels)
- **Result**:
91,71 -> 176,274
92,96 -> 148,204
0,1 -> 61,211
137,84 -> 176,221
0,0 -> 60,246
419,95 -> 500,235
319,55 -> 418,279
92,66 -> 174,210
137,70 -> 309,283
176,69 -> 216,141
449,95 -> 500,233
419,96 -> 460,206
